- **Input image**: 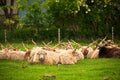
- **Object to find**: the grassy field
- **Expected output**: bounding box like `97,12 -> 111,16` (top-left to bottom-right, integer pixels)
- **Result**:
0,42 -> 120,80
0,59 -> 120,80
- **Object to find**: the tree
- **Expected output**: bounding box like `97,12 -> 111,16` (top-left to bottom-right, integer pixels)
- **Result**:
0,0 -> 16,31
44,0 -> 90,30
17,0 -> 48,31
44,0 -> 120,39
16,0 -> 120,40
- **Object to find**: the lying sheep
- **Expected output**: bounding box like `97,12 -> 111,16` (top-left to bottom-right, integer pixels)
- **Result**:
7,50 -> 25,60
98,46 -> 120,58
75,49 -> 84,60
59,49 -> 78,64
30,48 -> 81,65
80,46 -> 93,58
29,48 -> 60,64
24,50 -> 31,60
0,48 -> 13,59
54,47 -> 84,61
0,51 -> 8,59
86,46 -> 99,59
26,46 -> 42,62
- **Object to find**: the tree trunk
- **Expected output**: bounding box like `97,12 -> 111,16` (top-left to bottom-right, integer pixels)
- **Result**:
0,0 -> 15,31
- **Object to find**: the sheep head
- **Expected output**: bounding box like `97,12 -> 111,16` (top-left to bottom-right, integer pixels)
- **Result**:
98,46 -> 107,58
24,50 -> 31,60
71,49 -> 79,56
37,50 -> 47,62
81,47 -> 89,58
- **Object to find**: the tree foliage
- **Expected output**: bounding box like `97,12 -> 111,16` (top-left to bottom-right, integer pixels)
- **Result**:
3,0 -> 119,41
43,0 -> 120,38
17,0 -> 49,31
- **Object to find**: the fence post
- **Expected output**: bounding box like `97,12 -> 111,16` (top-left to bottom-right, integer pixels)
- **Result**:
58,28 -> 60,43
112,27 -> 114,41
4,29 -> 7,42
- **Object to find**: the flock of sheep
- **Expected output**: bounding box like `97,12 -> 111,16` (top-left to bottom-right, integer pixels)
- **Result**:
0,38 -> 120,65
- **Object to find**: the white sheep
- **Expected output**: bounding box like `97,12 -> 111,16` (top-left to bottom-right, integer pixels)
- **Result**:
7,50 -> 26,60
87,47 -> 99,59
28,46 -> 42,62
75,49 -> 84,60
59,49 -> 78,65
0,51 -> 8,59
32,49 -> 60,64
0,48 -> 11,59
80,46 -> 93,58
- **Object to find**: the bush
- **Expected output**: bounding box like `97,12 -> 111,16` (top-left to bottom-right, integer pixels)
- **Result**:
0,27 -> 117,43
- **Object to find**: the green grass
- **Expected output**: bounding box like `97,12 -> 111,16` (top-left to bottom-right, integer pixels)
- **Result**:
0,59 -> 120,80
0,42 -> 120,80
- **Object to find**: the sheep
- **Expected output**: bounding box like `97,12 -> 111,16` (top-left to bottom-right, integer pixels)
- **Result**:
0,51 -> 8,59
98,46 -> 120,58
24,50 -> 31,60
31,49 -> 60,64
86,38 -> 108,59
86,46 -> 99,59
26,46 -> 42,62
94,39 -> 120,58
46,47 -> 84,64
30,48 -> 81,65
27,46 -> 59,64
87,49 -> 99,59
86,39 -> 120,58
74,49 -> 84,60
0,47 -> 26,60
59,49 -> 78,64
0,48 -> 12,59
80,46 -> 93,58
54,48 -> 71,53
7,50 -> 26,60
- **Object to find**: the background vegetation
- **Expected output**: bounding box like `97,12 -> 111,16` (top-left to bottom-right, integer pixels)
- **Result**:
0,0 -> 120,42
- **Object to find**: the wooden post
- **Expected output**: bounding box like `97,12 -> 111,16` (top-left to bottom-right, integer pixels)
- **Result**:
58,28 -> 60,43
4,29 -> 7,42
112,27 -> 114,41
